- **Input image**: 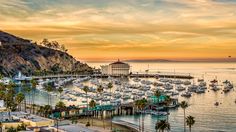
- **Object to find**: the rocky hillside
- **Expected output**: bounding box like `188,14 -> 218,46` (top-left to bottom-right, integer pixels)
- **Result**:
0,30 -> 93,76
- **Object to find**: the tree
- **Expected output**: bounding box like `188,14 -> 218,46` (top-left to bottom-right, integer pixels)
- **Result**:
180,101 -> 189,132
15,92 -> 25,111
0,122 -> 2,132
154,90 -> 161,122
44,84 -> 53,105
96,85 -> 105,129
155,120 -> 170,132
71,116 -> 78,124
23,86 -> 31,112
43,105 -> 52,117
135,98 -> 147,132
40,38 -> 52,48
186,115 -> 195,132
7,127 -> 17,132
89,100 -> 96,126
83,86 -> 89,122
107,82 -> 113,130
30,79 -> 37,113
58,87 -> 63,101
60,44 -> 68,52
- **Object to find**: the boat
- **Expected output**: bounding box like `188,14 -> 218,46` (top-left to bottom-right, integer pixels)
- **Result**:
163,83 -> 173,90
133,78 -> 141,82
211,86 -> 220,91
171,91 -> 179,96
199,82 -> 207,87
151,111 -> 168,116
137,91 -> 145,96
188,85 -> 198,92
176,85 -> 186,91
181,91 -> 192,97
195,87 -> 205,93
172,80 -> 183,84
183,80 -> 191,85
198,78 -> 204,82
122,94 -> 131,100
223,80 -> 230,84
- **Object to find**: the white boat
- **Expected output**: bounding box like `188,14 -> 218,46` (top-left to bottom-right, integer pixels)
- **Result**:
181,91 -> 192,97
176,85 -> 186,91
195,87 -> 205,93
163,83 -> 173,90
172,80 -> 183,84
137,91 -> 145,96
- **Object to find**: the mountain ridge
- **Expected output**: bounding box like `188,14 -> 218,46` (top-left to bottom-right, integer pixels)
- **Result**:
0,30 -> 92,76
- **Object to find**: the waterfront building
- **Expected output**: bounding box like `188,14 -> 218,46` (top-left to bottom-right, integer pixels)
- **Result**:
0,112 -> 54,131
101,60 -> 130,76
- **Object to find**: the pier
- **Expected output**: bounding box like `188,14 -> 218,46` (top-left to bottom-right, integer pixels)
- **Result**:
31,73 -> 193,80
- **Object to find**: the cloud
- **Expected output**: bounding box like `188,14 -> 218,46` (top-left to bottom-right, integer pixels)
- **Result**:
1,0 -> 236,60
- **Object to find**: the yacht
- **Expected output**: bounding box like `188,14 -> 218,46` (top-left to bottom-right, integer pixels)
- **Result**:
181,91 -> 192,97
176,85 -> 186,91
163,83 -> 173,90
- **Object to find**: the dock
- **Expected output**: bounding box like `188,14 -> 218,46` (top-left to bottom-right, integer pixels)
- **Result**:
31,73 -> 193,80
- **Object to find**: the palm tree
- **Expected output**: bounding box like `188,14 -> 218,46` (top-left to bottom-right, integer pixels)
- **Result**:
97,85 -> 105,129
58,87 -> 63,101
30,79 -> 37,113
154,90 -> 161,122
0,122 -> 2,132
83,86 -> 89,122
107,82 -> 113,130
89,100 -> 96,126
55,101 -> 66,117
135,99 -> 142,131
164,96 -> 172,122
43,105 -> 52,117
23,86 -> 31,112
135,98 -> 147,132
71,116 -> 78,124
180,101 -> 189,132
15,92 -> 25,111
44,85 -> 53,105
186,115 -> 195,132
155,120 -> 170,132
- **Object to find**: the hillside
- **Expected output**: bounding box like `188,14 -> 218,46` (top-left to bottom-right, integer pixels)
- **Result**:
0,30 -> 92,76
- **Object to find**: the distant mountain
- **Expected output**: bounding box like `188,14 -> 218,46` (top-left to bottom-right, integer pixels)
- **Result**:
126,59 -> 172,62
0,30 -> 92,76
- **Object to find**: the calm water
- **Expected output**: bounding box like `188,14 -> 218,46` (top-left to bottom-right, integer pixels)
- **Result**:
88,62 -> 236,132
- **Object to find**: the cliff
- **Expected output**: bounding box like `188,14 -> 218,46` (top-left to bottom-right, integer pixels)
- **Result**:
0,30 -> 92,76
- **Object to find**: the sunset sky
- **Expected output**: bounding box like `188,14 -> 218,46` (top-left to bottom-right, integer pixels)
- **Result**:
1,0 -> 236,61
